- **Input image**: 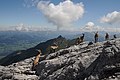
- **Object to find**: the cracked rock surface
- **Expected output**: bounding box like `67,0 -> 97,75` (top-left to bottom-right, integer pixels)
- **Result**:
0,57 -> 39,80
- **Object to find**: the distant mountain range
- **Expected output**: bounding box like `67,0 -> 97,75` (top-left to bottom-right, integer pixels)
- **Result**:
0,31 -> 49,57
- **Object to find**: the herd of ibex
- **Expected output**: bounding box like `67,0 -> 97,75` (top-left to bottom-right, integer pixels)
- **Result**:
32,32 -> 117,70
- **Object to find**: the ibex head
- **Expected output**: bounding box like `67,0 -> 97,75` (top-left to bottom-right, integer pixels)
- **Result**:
36,49 -> 42,55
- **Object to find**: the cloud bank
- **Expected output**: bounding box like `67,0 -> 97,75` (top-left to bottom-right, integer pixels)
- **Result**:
14,23 -> 29,31
85,22 -> 95,30
100,11 -> 120,24
37,0 -> 84,30
82,22 -> 104,32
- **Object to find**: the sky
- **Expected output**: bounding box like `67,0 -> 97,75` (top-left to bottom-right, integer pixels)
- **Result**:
0,0 -> 120,32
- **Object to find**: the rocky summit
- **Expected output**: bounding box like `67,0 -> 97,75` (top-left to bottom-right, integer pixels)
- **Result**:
1,38 -> 120,80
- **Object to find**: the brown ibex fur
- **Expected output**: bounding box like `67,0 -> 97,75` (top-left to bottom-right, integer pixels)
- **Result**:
32,49 -> 41,70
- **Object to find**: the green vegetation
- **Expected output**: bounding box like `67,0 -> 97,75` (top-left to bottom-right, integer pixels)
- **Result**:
0,41 -> 40,56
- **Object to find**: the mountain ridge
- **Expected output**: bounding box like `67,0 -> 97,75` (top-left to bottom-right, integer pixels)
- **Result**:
0,35 -> 69,66
0,38 -> 120,79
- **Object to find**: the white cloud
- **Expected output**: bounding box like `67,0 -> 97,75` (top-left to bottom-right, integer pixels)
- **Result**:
82,22 -> 104,32
100,11 -> 120,24
82,21 -> 120,32
37,0 -> 84,30
85,22 -> 94,30
15,23 -> 29,31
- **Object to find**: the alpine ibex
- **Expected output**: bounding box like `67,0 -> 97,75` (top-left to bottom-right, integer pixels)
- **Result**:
32,49 -> 42,70
80,33 -> 85,42
50,43 -> 58,53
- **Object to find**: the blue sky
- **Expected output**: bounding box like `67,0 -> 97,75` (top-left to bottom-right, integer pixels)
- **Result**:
0,0 -> 120,31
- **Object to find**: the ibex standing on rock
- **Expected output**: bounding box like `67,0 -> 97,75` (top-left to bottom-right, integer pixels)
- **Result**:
76,33 -> 85,45
80,33 -> 85,42
32,49 -> 42,70
94,31 -> 99,43
50,43 -> 58,53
